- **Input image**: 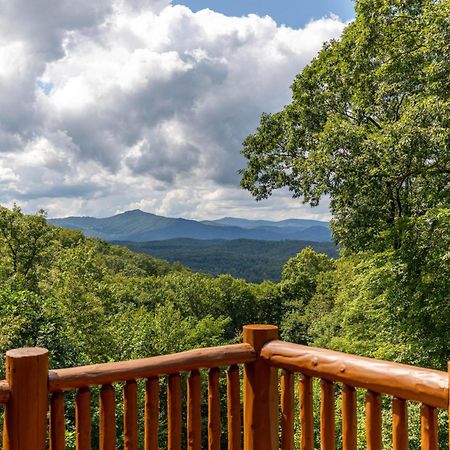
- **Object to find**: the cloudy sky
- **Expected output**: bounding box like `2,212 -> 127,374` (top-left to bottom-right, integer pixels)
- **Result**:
0,0 -> 352,220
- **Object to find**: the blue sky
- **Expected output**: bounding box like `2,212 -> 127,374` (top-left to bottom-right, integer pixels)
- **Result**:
173,0 -> 355,28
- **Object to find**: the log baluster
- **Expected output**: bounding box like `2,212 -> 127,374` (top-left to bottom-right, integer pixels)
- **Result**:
392,397 -> 408,450
124,380 -> 138,450
342,384 -> 357,450
50,391 -> 65,450
167,373 -> 182,450
227,365 -> 241,450
76,387 -> 91,450
187,370 -> 202,450
365,390 -> 382,450
420,404 -> 438,450
299,374 -> 314,450
99,384 -> 116,450
281,370 -> 294,450
320,379 -> 335,450
145,378 -> 159,450
208,367 -> 221,450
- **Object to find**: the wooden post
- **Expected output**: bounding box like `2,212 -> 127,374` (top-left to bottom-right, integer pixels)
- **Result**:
243,324 -> 279,450
3,347 -> 49,450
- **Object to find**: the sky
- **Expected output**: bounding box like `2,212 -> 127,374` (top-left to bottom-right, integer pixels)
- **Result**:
0,0 -> 354,220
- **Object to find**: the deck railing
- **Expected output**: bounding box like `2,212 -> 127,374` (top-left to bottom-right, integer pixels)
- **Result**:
0,324 -> 448,449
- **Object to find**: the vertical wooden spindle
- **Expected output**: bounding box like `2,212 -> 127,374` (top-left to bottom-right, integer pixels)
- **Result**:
299,374 -> 314,450
243,325 -> 279,450
145,378 -> 159,450
365,391 -> 382,450
420,404 -> 438,450
76,387 -> 91,450
392,397 -> 408,450
227,365 -> 241,450
320,379 -> 335,450
2,348 -> 48,450
124,381 -> 138,450
342,384 -> 357,450
187,370 -> 202,450
100,384 -> 116,450
281,370 -> 294,450
168,373 -> 182,450
209,367 -> 221,450
50,391 -> 65,450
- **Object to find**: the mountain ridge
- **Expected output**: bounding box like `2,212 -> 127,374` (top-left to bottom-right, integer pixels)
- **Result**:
49,209 -> 332,242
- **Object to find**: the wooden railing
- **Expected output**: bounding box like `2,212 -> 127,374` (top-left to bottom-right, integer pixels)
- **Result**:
0,324 -> 448,449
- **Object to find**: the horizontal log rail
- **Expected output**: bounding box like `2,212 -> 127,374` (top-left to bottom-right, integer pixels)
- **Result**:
261,340 -> 448,409
49,342 -> 255,391
0,380 -> 10,404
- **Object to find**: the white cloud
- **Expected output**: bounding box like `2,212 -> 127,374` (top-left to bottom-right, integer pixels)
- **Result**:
0,0 -> 345,220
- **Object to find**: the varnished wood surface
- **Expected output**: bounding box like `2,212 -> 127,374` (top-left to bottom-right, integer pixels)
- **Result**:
76,387 -> 91,450
167,373 -> 182,450
261,341 -> 448,408
99,384 -> 116,450
299,374 -> 314,450
227,365 -> 241,450
145,378 -> 159,450
50,343 -> 255,391
342,384 -> 357,450
208,368 -> 221,450
365,391 -> 382,450
3,348 -> 48,450
280,370 -> 294,450
187,370 -> 202,450
320,379 -> 335,450
420,404 -> 438,450
0,380 -> 10,404
124,380 -> 138,450
392,397 -> 408,450
50,392 -> 65,450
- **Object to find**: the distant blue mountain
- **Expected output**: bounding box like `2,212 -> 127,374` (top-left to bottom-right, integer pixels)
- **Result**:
49,209 -> 332,242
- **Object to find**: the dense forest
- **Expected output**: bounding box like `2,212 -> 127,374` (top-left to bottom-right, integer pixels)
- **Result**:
116,238 -> 337,282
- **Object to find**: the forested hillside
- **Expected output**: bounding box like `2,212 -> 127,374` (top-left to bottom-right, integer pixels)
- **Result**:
116,238 -> 337,282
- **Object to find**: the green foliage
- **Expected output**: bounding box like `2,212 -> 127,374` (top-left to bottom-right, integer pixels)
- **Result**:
241,0 -> 450,252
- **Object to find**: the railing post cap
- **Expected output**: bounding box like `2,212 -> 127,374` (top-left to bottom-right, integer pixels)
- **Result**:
243,324 -> 278,332
6,347 -> 48,358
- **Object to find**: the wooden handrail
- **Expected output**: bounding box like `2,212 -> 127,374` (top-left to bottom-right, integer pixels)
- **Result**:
49,343 -> 256,391
261,340 -> 448,409
0,380 -> 10,404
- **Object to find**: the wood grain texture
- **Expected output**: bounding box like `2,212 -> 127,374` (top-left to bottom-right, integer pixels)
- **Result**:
243,325 -> 279,450
99,384 -> 116,450
50,391 -> 65,450
365,391 -> 382,450
420,404 -> 438,450
76,387 -> 91,450
280,370 -> 294,450
392,397 -> 408,450
2,347 -> 48,450
227,365 -> 241,450
342,385 -> 357,450
187,370 -> 202,450
145,378 -> 159,450
0,380 -> 10,404
320,379 -> 335,450
208,368 -> 221,450
299,374 -> 313,450
124,380 -> 138,450
167,373 -> 182,450
50,343 -> 255,391
261,341 -> 447,408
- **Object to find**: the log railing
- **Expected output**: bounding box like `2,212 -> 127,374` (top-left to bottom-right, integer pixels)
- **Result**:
0,324 -> 449,449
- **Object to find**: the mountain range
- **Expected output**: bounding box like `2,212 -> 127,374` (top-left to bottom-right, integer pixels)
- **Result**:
49,209 -> 332,242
